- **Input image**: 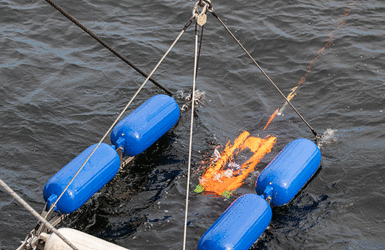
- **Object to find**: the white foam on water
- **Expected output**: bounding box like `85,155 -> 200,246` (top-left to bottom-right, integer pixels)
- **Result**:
317,128 -> 338,147
177,89 -> 206,112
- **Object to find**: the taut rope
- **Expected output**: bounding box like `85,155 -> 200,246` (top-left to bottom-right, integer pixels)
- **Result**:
183,21 -> 200,250
183,1 -> 210,249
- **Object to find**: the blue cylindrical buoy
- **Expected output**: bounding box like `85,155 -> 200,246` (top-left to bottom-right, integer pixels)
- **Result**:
43,143 -> 120,214
256,138 -> 321,207
110,94 -> 180,157
197,194 -> 272,250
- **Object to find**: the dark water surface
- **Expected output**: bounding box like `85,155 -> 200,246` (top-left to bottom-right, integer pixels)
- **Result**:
1,0 -> 384,249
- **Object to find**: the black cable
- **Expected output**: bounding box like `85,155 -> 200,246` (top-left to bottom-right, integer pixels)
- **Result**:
195,23 -> 205,78
44,0 -> 173,96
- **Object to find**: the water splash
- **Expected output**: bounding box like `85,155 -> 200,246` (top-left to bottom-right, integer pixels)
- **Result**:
176,89 -> 206,112
317,128 -> 338,147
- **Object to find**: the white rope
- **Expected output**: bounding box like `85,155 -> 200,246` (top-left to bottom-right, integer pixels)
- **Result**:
0,179 -> 79,250
46,26 -> 189,218
183,23 -> 200,250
